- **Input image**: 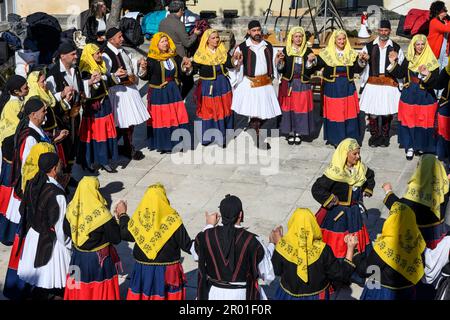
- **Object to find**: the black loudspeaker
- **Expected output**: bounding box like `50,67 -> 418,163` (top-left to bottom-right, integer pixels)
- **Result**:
200,10 -> 217,19
223,10 -> 238,19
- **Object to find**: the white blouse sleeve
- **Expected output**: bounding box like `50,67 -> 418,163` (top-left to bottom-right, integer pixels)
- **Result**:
424,236 -> 450,285
256,236 -> 275,285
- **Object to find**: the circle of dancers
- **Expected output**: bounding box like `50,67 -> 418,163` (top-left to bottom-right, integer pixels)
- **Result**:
0,4 -> 450,300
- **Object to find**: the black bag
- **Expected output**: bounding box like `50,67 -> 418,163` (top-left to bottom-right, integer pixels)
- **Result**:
119,17 -> 144,48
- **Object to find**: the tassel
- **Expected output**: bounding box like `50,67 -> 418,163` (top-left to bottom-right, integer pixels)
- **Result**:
288,85 -> 293,97
209,84 -> 213,96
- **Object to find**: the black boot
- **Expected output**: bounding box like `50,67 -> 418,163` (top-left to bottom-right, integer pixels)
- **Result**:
368,116 -> 381,147
380,115 -> 393,147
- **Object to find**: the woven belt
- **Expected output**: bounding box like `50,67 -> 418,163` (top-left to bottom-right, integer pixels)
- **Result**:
367,75 -> 398,87
246,74 -> 272,88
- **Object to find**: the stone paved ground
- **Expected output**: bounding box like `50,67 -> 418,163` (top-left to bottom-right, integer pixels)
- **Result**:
1,44 -> 448,300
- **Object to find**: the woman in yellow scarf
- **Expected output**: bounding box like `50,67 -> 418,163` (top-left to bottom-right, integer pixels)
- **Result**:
191,29 -> 237,147
382,155 -> 449,250
139,32 -> 190,153
272,208 -> 358,299
357,202 -> 426,300
312,29 -> 368,147
276,26 -> 318,145
0,75 -> 28,245
64,176 -> 122,300
115,183 -> 193,300
311,138 -> 375,284
387,34 -> 440,160
25,70 -> 58,133
77,43 -> 118,173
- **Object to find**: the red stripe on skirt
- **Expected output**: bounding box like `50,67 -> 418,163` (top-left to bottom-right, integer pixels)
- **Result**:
398,101 -> 438,129
149,101 -> 189,129
323,92 -> 359,122
7,234 -> 22,269
438,113 -> 450,140
280,90 -> 314,113
64,274 -> 120,300
197,91 -> 233,121
0,186 -> 13,214
126,288 -> 186,300
79,114 -> 118,143
321,225 -> 371,258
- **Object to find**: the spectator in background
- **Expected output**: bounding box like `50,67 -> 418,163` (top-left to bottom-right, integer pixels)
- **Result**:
83,0 -> 109,46
159,0 -> 202,99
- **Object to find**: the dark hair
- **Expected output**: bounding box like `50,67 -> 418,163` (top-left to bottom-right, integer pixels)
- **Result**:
430,1 -> 447,19
89,0 -> 107,18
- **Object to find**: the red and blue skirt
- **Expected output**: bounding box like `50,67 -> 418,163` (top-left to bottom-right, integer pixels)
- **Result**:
397,81 -> 438,153
147,80 -> 189,152
419,221 -> 448,249
437,101 -> 450,164
195,72 -> 233,146
126,261 -> 186,300
278,65 -> 315,136
3,233 -> 32,300
0,159 -> 16,246
360,284 -> 416,300
322,67 -> 360,146
316,204 -> 371,259
78,96 -> 118,167
274,283 -> 332,300
64,245 -> 121,300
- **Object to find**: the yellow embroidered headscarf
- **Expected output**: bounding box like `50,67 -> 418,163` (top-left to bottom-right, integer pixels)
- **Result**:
21,142 -> 56,193
324,138 -> 367,187
128,183 -> 183,260
404,155 -> 449,220
147,32 -> 177,61
406,34 -> 439,73
25,71 -> 56,108
373,202 -> 426,284
66,176 -> 113,248
193,29 -> 228,66
275,208 -> 326,283
319,29 -> 358,67
0,99 -> 22,147
79,43 -> 107,75
286,27 -> 307,57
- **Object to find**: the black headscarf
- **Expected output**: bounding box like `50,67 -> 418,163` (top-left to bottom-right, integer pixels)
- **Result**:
105,27 -> 121,40
18,152 -> 60,267
0,75 -> 27,115
248,20 -> 261,30
218,194 -> 243,270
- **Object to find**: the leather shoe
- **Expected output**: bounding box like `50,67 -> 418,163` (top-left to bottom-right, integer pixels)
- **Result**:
101,164 -> 118,173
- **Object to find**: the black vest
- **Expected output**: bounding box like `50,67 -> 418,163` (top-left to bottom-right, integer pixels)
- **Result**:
239,41 -> 274,77
103,45 -> 127,74
47,62 -> 84,94
366,40 -> 401,77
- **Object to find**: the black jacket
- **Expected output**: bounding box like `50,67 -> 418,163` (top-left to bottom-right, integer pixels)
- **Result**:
311,55 -> 365,83
272,245 -> 356,296
277,47 -> 315,83
192,55 -> 234,80
311,168 -> 376,207
83,16 -> 106,44
383,191 -> 449,227
387,59 -> 439,92
140,56 -> 184,88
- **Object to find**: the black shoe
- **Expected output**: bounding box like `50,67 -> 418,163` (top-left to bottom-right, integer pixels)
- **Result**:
379,136 -> 390,147
368,135 -> 380,147
287,135 -> 295,145
131,150 -> 145,161
101,164 -> 118,173
294,135 -> 302,145
406,149 -> 414,161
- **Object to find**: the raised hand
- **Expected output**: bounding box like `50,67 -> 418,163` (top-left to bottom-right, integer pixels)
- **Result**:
388,51 -> 398,64
307,52 -> 316,62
